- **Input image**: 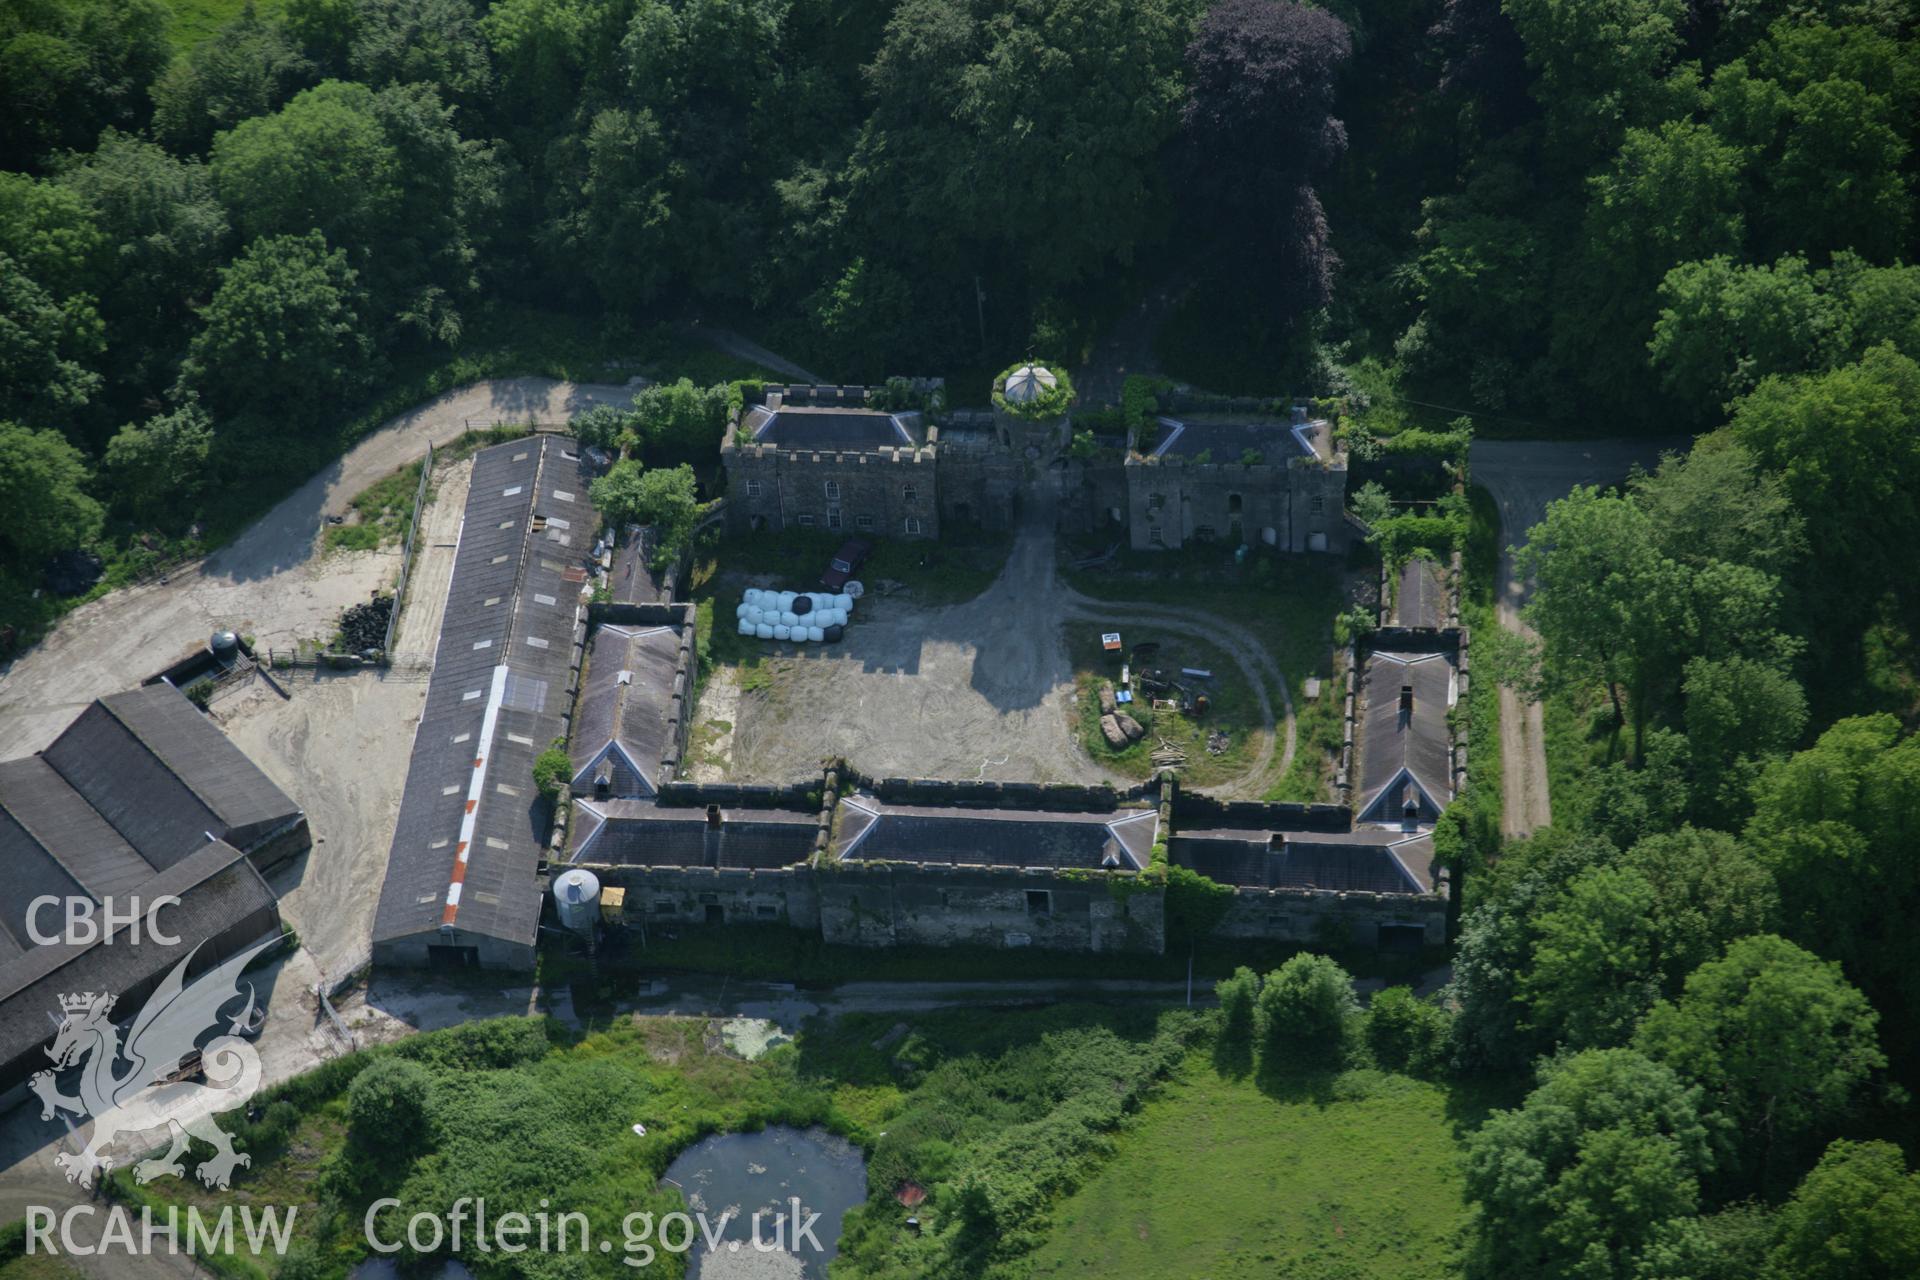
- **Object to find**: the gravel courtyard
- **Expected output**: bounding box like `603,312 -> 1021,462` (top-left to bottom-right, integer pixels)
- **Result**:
694,499 -> 1299,795
710,513 -> 1115,785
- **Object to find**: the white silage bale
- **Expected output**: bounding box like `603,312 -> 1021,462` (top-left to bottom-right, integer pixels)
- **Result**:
755,623 -> 774,640
738,619 -> 754,635
807,626 -> 825,642
774,624 -> 792,641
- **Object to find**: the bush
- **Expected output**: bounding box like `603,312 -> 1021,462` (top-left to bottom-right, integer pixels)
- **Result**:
346,1057 -> 433,1153
1256,953 -> 1358,1062
532,745 -> 571,798
1216,966 -> 1260,1046
992,360 -> 1074,419
1364,986 -> 1451,1073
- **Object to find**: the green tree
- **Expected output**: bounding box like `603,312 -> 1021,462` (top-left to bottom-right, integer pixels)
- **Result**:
1682,655 -> 1808,824
1501,0 -> 1695,161
628,379 -> 732,464
1365,986 -> 1450,1074
54,132 -> 230,398
628,465 -> 700,568
1637,934 -> 1884,1189
1255,953 -> 1358,1063
348,0 -> 492,100
1215,966 -> 1259,1048
0,0 -> 171,171
0,421 -> 104,568
1465,1048 -> 1718,1280
346,1057 -> 434,1153
1748,714 -> 1920,1073
1626,441 -> 1804,577
587,459 -> 648,531
1767,1140 -> 1920,1280
1517,485 -> 1687,746
178,230 -> 374,432
150,4 -> 316,154
1729,345 -> 1920,676
104,404 -> 214,524
0,253 -> 103,431
1709,21 -> 1916,262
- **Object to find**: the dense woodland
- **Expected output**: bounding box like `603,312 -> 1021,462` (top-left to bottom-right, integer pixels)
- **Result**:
5,0 -> 1920,1276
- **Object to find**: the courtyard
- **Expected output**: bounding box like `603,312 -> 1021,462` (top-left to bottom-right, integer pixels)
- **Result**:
688,494 -> 1332,799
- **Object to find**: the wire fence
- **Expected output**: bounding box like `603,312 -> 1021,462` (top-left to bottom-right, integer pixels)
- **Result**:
383,439 -> 435,654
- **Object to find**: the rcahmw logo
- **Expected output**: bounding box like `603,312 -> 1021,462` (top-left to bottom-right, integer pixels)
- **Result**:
26,894 -> 183,945
23,1204 -> 296,1259
32,936 -> 276,1189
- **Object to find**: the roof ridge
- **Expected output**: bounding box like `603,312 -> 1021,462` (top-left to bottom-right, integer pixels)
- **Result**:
91,691 -> 226,822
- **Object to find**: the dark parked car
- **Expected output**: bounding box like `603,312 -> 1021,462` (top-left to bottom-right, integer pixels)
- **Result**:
820,538 -> 871,589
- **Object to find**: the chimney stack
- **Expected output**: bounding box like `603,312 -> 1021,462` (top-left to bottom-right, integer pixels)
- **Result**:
706,803 -> 723,829
1399,684 -> 1414,714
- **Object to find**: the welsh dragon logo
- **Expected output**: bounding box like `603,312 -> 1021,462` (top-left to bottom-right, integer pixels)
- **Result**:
30,938 -> 275,1191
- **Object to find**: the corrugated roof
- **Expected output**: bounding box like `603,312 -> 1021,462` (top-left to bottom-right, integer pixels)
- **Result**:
27,683 -> 300,871
374,436 -> 596,954
1355,649 -> 1456,824
833,795 -> 1158,870
0,840 -> 277,1082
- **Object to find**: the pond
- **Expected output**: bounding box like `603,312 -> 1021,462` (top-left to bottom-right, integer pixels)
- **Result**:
662,1125 -> 868,1279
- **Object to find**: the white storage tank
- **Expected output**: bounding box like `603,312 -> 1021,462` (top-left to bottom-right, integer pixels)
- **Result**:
552,868 -> 601,936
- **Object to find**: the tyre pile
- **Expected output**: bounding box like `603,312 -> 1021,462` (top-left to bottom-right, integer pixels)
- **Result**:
339,595 -> 394,652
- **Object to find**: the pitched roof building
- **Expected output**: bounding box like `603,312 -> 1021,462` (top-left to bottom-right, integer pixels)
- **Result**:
372,435 -> 596,971
0,684 -> 298,1105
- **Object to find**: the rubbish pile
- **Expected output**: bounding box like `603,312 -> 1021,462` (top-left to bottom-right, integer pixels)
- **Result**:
737,588 -> 857,643
338,595 -> 393,652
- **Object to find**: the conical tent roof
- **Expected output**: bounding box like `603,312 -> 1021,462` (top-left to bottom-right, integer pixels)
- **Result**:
1003,363 -> 1058,404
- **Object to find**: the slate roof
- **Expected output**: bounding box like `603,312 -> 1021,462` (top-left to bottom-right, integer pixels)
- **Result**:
570,623 -> 689,797
1145,418 -> 1317,463
1355,648 -> 1457,824
833,795 -> 1158,870
1169,828 -> 1436,894
743,405 -> 920,450
1395,558 -> 1447,629
0,839 -> 278,1087
569,800 -> 816,869
610,527 -> 671,605
373,435 -> 596,955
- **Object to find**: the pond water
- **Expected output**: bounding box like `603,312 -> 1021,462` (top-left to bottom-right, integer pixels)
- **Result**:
662,1125 -> 868,1279
351,1261 -> 473,1280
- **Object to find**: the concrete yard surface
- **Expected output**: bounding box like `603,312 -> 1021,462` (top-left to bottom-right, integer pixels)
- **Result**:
0,377 -> 637,759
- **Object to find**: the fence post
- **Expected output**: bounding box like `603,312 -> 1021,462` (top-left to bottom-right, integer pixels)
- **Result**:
384,439 -> 434,654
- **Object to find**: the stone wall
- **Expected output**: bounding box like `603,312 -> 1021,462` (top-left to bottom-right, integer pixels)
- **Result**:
817,863 -> 1163,953
935,440 -> 1022,530
587,864 -> 822,930
579,859 -> 1162,951
724,441 -> 941,540
1214,885 -> 1447,948
1122,455 -> 1350,555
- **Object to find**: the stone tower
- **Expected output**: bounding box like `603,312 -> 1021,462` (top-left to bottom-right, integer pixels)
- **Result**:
991,361 -> 1073,461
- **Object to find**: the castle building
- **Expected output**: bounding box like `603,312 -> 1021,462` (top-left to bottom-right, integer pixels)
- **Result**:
719,368 -> 1350,556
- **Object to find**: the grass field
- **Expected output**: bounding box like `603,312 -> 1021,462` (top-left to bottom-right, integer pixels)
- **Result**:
1027,1055 -> 1469,1280
164,0 -> 284,51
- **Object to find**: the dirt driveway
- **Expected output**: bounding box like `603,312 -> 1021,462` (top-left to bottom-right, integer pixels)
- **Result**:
699,490 -> 1300,795
0,378 -> 637,757
1471,436 -> 1690,836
